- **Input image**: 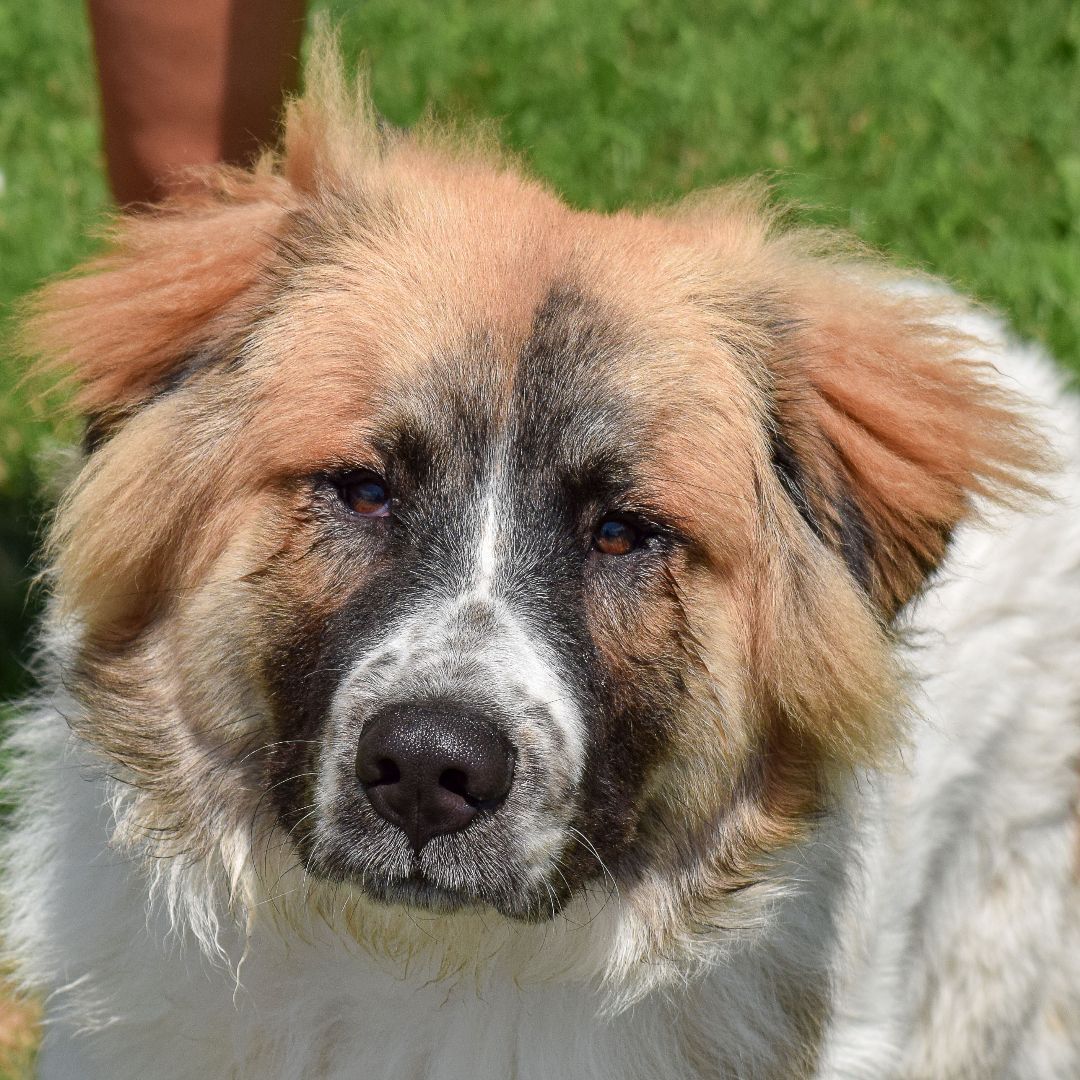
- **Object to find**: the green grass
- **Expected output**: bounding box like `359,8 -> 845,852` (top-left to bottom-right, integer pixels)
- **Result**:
2,0 -> 1079,706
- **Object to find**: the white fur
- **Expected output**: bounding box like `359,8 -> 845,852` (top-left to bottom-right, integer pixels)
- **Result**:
5,309 -> 1080,1079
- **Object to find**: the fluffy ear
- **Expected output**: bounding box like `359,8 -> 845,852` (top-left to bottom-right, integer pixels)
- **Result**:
20,167 -> 294,442
767,272 -> 1045,617
19,25 -> 382,445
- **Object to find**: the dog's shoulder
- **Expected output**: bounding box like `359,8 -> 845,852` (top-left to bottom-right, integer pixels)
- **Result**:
822,306 -> 1080,1078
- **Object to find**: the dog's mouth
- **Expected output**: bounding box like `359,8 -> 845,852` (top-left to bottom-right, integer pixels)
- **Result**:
282,696 -> 589,921
357,871 -> 486,915
327,863 -> 573,923
297,834 -> 577,923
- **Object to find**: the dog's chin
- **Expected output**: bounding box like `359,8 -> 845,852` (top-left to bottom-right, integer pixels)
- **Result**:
361,874 -> 491,916
364,873 -> 566,923
305,859 -> 567,923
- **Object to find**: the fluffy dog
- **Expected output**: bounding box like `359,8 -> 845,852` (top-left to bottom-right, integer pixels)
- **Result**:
5,36 -> 1080,1080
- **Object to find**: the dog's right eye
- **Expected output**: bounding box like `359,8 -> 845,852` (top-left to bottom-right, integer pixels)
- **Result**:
335,471 -> 391,518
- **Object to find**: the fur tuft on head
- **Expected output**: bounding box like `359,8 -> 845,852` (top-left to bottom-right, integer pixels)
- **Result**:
279,23 -> 385,195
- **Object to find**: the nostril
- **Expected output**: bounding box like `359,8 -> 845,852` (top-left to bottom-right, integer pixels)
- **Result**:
438,766 -> 498,809
372,758 -> 400,786
438,767 -> 471,800
438,765 -> 511,811
356,751 -> 402,789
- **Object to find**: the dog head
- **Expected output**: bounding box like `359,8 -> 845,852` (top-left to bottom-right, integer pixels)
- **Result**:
25,36 -> 1041,990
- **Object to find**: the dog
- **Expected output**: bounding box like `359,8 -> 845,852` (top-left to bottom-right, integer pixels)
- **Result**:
4,33 -> 1080,1080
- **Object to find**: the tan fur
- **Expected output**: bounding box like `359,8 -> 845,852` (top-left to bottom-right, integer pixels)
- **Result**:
22,170 -> 293,419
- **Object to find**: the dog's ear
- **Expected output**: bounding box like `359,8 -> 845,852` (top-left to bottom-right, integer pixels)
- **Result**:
20,26 -> 379,446
766,272 -> 1044,617
21,168 -> 294,443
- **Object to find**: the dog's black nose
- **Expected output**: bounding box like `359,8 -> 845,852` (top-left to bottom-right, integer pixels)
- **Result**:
355,703 -> 515,853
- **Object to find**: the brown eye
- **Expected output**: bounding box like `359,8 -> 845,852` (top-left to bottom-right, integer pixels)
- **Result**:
592,516 -> 640,556
338,472 -> 391,518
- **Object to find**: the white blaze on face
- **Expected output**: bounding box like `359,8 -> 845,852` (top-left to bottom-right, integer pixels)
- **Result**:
454,457 -> 586,777
472,485 -> 501,600
329,453 -> 587,792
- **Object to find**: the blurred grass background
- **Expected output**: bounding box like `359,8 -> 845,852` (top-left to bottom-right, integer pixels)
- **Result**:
0,0 -> 1078,1073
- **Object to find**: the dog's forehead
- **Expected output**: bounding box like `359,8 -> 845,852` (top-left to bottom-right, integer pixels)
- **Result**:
257,246 -> 670,480
372,281 -> 642,481
251,198 -> 765,552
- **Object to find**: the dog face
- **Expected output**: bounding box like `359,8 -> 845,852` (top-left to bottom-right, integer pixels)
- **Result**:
27,41 -> 1038,978
259,282 -> 695,920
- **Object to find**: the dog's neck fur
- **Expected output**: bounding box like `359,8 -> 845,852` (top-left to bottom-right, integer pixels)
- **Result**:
15,670 -> 856,1080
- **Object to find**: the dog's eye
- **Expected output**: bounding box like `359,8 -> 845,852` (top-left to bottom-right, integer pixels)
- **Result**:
337,472 -> 391,518
592,516 -> 642,556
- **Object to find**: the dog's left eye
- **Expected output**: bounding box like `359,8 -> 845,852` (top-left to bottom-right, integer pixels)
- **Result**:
336,472 -> 391,518
592,516 -> 643,556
